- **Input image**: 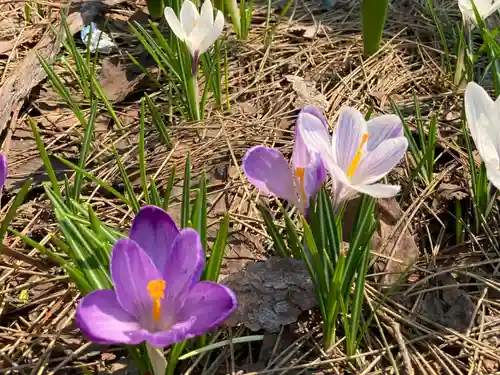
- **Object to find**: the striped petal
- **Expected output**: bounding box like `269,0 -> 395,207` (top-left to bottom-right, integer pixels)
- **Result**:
353,137 -> 408,185
332,107 -> 367,172
366,114 -> 403,152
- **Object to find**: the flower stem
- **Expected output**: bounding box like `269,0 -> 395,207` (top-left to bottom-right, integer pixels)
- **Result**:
191,74 -> 201,121
146,343 -> 167,375
189,52 -> 201,121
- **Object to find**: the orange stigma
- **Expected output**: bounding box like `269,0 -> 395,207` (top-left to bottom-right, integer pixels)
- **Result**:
295,167 -> 307,201
346,133 -> 370,179
147,280 -> 166,321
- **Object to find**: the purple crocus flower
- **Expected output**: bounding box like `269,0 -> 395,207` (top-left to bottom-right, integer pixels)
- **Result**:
75,206 -> 237,348
0,153 -> 7,189
242,106 -> 327,214
297,106 -> 408,206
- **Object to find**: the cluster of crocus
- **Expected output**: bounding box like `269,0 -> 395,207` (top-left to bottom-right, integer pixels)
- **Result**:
242,106 -> 408,211
76,206 -> 237,347
164,0 -> 224,74
464,82 -> 500,189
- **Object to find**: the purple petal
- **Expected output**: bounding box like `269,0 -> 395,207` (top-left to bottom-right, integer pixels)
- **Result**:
179,282 -> 237,333
293,108 -> 328,201
366,115 -> 403,152
75,289 -> 146,345
111,239 -> 163,319
353,137 -> 408,185
130,206 -> 180,272
301,156 -> 326,201
242,146 -> 297,204
332,107 -> 368,172
300,106 -> 328,128
162,228 -> 204,301
148,281 -> 237,347
0,153 -> 7,189
293,120 -> 313,171
137,317 -> 198,348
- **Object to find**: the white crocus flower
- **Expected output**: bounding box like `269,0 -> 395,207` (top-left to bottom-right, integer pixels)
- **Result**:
458,0 -> 500,25
164,0 -> 224,59
464,82 -> 500,189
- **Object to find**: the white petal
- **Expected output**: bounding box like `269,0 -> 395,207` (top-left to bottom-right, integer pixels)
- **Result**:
187,0 -> 216,52
464,82 -> 500,166
333,107 -> 368,172
200,0 -> 215,27
486,162 -> 500,190
353,137 -> 408,185
353,183 -> 401,198
327,161 -> 351,187
197,10 -> 224,54
481,0 -> 500,17
165,7 -> 187,41
495,91 -> 500,113
181,0 -> 200,37
459,0 -> 500,23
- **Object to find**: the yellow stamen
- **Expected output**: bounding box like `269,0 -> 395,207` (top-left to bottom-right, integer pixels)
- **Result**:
193,18 -> 198,25
346,133 -> 370,179
147,280 -> 166,321
295,167 -> 307,201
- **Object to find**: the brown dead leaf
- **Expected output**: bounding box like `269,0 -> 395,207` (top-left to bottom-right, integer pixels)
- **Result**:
437,183 -> 468,200
415,273 -> 475,332
233,102 -> 259,116
98,58 -> 146,103
0,25 -> 43,55
5,121 -> 72,191
289,24 -> 319,39
431,183 -> 468,213
101,352 -> 117,361
343,197 -> 419,286
284,75 -> 328,111
223,257 -> 316,332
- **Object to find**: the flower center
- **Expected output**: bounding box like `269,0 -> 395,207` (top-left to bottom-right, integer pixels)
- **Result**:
147,280 -> 166,321
346,133 -> 370,179
193,17 -> 198,25
295,167 -> 307,201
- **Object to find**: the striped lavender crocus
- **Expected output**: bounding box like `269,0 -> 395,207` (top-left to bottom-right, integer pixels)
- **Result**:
242,106 -> 327,215
75,206 -> 237,347
297,106 -> 408,206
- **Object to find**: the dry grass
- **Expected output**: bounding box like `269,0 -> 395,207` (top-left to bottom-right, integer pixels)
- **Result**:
0,0 -> 500,373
